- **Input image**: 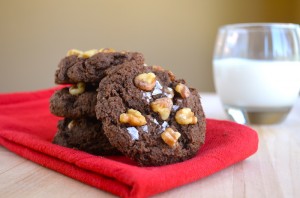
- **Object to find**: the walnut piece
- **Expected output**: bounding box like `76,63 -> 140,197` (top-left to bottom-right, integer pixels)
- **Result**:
119,109 -> 147,126
167,70 -> 176,82
150,97 -> 173,120
67,48 -> 115,58
134,72 -> 156,91
69,82 -> 86,95
175,83 -> 190,98
66,49 -> 83,57
68,120 -> 75,129
99,48 -> 116,53
161,128 -> 181,147
175,108 -> 197,125
79,49 -> 98,58
152,65 -> 165,71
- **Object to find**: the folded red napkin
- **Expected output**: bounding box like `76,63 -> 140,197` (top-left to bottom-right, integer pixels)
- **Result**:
0,87 -> 258,198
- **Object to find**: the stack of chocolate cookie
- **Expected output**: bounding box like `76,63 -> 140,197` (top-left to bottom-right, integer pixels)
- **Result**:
50,48 -> 144,155
51,48 -> 206,166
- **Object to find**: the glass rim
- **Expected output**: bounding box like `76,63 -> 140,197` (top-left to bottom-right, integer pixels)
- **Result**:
219,23 -> 300,31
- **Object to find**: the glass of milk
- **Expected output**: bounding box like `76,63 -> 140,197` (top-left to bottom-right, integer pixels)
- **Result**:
213,23 -> 300,124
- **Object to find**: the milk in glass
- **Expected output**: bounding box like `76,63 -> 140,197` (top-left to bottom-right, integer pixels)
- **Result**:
213,58 -> 300,111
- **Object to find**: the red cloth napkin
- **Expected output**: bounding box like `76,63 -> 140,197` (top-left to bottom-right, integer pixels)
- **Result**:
0,87 -> 258,198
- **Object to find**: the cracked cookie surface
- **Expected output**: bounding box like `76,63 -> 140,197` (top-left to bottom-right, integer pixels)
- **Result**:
96,63 -> 206,166
55,51 -> 144,84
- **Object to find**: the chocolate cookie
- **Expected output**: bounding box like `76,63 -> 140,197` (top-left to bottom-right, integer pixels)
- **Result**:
52,118 -> 120,155
95,64 -> 206,166
49,84 -> 97,118
55,49 -> 144,84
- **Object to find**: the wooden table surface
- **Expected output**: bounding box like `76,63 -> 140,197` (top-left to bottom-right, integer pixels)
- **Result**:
1,93 -> 299,198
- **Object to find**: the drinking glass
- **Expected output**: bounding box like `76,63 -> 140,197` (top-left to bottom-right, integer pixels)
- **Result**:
213,23 -> 300,124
